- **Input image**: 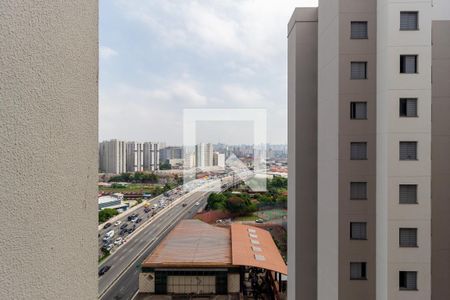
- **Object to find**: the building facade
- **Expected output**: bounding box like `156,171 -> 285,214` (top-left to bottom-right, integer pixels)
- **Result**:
195,143 -> 213,168
143,142 -> 160,171
288,1 -> 450,300
126,141 -> 144,172
99,139 -> 127,174
160,146 -> 183,163
213,152 -> 226,168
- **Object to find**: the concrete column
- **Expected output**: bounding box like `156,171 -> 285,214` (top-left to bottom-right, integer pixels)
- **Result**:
0,1 -> 98,299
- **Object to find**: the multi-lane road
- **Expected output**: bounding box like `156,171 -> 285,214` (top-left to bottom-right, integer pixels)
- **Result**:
98,178 -> 230,300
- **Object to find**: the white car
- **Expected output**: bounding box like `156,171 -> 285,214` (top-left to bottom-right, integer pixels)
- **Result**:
114,220 -> 121,226
114,237 -> 123,245
195,202 -> 200,206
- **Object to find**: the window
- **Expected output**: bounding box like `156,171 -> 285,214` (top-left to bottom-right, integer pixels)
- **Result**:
351,142 -> 367,160
351,62 -> 367,79
350,102 -> 367,119
350,182 -> 367,200
350,262 -> 367,280
400,228 -> 418,247
399,142 -> 417,160
400,98 -> 418,117
400,55 -> 418,73
399,184 -> 418,204
351,222 -> 367,240
400,12 -> 418,30
351,21 -> 368,39
399,271 -> 417,290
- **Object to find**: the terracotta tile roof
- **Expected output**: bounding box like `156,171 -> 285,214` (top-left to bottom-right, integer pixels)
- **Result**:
141,220 -> 287,275
141,219 -> 232,268
231,224 -> 288,275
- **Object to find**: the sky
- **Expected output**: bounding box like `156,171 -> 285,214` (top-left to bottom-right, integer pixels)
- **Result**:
99,0 -> 318,146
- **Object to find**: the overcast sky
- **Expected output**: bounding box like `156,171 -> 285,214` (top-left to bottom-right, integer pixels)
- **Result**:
99,0 -> 318,145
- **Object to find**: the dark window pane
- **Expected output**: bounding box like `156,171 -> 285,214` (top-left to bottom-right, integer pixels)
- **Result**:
351,142 -> 367,160
351,21 -> 368,39
351,182 -> 367,200
351,222 -> 367,240
399,184 -> 418,204
400,55 -> 418,73
400,142 -> 417,160
350,102 -> 367,119
400,228 -> 418,247
400,12 -> 418,30
400,98 -> 418,117
350,262 -> 367,280
351,62 -> 367,79
399,271 -> 417,290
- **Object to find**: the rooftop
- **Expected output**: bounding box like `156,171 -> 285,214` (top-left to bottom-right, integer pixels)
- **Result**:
141,219 -> 287,275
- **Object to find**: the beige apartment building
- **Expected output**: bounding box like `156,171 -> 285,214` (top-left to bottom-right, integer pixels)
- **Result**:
288,1 -> 450,300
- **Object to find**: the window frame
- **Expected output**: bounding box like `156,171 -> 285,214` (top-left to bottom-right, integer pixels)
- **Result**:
399,271 -> 418,291
351,61 -> 368,80
350,102 -> 368,120
399,141 -> 418,161
350,222 -> 367,240
350,262 -> 367,280
399,98 -> 418,117
400,55 -> 418,74
350,21 -> 368,39
399,228 -> 418,248
350,142 -> 368,160
399,184 -> 418,204
400,11 -> 419,31
350,182 -> 368,200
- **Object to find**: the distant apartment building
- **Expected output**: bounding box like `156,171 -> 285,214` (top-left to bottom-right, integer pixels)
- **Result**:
213,152 -> 225,168
143,142 -> 160,171
159,146 -> 183,163
99,139 -> 127,174
183,152 -> 196,169
195,143 -> 213,168
288,2 -> 450,300
126,142 -> 143,172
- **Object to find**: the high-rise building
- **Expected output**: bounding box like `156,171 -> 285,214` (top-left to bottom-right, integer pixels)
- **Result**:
126,141 -> 143,172
143,142 -> 160,171
195,143 -> 213,168
288,2 -> 450,300
159,146 -> 183,163
99,139 -> 127,174
213,152 -> 225,168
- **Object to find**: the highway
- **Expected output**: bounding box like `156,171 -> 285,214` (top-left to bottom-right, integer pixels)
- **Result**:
98,181 -> 223,300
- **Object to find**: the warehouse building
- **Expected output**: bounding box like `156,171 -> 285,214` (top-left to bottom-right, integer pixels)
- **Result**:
137,220 -> 287,299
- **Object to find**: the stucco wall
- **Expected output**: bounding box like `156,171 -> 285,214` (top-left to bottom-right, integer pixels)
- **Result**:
0,1 -> 98,299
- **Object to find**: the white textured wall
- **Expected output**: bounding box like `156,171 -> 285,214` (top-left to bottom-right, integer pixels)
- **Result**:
0,1 -> 98,299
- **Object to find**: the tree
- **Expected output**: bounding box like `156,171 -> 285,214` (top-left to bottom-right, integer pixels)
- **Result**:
207,193 -> 227,210
99,208 -> 119,223
159,162 -> 171,170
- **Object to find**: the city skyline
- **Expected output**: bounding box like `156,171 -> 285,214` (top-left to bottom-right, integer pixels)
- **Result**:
99,0 -> 318,145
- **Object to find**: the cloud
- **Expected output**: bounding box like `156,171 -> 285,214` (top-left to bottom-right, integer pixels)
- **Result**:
99,0 -> 318,144
99,46 -> 118,60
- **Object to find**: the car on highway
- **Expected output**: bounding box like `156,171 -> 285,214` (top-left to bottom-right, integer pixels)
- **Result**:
114,220 -> 121,226
182,203 -> 187,207
114,237 -> 123,245
98,265 -> 110,276
255,219 -> 264,223
195,202 -> 200,206
127,213 -> 138,221
136,217 -> 143,223
119,223 -> 128,230
103,222 -> 112,229
144,207 -> 150,213
102,243 -> 114,252
127,228 -> 134,234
